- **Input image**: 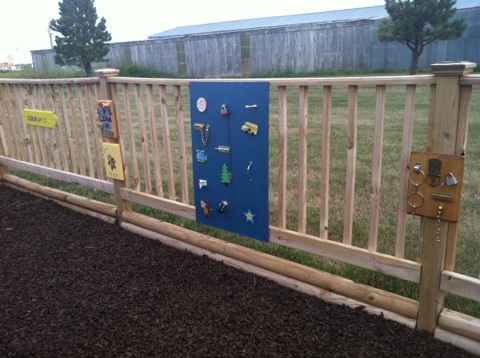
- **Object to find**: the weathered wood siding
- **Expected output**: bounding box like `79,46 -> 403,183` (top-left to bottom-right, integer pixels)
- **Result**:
184,35 -> 242,78
251,20 -> 371,74
31,8 -> 479,77
106,40 -> 179,75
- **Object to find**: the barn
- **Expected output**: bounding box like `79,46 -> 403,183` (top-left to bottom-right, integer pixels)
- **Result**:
32,0 -> 480,77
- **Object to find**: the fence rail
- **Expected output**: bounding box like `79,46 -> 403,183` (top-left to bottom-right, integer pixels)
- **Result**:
1,63 -> 479,355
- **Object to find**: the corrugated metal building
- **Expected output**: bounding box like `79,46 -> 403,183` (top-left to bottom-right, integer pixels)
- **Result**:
32,0 -> 479,77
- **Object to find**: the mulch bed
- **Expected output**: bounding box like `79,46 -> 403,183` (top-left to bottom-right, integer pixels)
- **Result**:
0,185 -> 475,357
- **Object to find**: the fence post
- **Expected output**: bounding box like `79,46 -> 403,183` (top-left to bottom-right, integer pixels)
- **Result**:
95,68 -> 131,223
417,61 -> 476,333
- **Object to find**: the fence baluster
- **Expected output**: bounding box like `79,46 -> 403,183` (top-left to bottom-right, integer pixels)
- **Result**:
41,85 -> 61,169
75,84 -> 95,177
320,86 -> 332,239
67,85 -> 86,176
298,86 -> 308,234
0,84 -> 16,157
145,84 -> 163,197
25,85 -> 43,166
134,84 -> 152,194
85,84 -> 104,179
159,85 -> 175,201
174,85 -> 189,204
395,84 -> 416,258
123,83 -> 140,191
277,86 -> 288,229
343,85 -> 358,245
59,85 -> 75,172
368,85 -> 386,252
12,84 -> 34,162
49,84 -> 70,172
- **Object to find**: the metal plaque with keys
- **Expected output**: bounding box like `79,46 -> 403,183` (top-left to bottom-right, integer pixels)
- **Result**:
406,152 -> 465,222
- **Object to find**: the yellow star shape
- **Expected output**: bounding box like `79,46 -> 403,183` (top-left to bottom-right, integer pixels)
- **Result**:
243,209 -> 256,224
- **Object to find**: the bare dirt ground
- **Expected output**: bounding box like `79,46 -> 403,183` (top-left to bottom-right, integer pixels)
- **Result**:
0,185 -> 475,357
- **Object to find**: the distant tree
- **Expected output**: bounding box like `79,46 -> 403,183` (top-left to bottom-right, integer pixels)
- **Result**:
378,0 -> 467,74
49,0 -> 112,77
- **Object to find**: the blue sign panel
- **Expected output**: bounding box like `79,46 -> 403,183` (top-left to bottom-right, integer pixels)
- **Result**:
190,82 -> 270,242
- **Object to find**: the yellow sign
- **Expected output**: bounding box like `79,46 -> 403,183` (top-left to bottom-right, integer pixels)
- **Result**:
102,143 -> 124,180
23,109 -> 58,128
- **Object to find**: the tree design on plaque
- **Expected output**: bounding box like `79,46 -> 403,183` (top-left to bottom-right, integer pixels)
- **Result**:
220,163 -> 232,185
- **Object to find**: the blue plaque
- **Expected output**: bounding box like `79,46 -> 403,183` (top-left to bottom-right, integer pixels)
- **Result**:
190,82 -> 270,242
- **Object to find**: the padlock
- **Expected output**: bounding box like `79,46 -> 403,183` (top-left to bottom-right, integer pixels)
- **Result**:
445,172 -> 458,186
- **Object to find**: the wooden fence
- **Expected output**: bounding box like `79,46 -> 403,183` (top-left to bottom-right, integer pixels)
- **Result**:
1,63 -> 479,355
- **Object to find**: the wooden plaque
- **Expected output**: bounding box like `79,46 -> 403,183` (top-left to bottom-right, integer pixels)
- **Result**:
102,143 -> 124,180
23,109 -> 58,128
97,100 -> 118,138
407,152 -> 465,223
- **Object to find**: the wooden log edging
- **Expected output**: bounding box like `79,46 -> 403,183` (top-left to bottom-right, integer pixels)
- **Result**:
438,309 -> 480,343
435,328 -> 480,357
2,174 -> 117,225
121,210 -> 419,319
0,157 -> 115,194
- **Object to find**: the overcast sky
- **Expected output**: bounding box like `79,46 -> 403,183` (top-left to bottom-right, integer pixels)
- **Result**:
0,0 -> 386,64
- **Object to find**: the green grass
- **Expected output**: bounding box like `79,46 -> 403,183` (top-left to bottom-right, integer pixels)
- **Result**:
0,63 -> 175,80
0,67 -> 86,79
117,64 -> 176,78
4,67 -> 479,319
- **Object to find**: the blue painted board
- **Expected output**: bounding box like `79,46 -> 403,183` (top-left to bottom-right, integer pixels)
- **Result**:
190,82 -> 270,242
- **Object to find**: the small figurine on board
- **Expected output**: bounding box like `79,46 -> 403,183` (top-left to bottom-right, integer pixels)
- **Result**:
200,200 -> 212,218
107,154 -> 116,170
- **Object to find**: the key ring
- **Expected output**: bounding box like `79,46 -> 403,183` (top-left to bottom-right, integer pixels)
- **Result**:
408,163 -> 425,214
409,167 -> 425,186
407,191 -> 425,212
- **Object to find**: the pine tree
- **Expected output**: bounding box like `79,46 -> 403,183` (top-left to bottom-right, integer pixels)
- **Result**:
220,163 -> 231,185
49,0 -> 112,77
378,0 -> 466,75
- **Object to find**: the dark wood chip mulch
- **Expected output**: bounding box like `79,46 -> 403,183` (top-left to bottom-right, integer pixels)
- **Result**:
0,186 -> 475,357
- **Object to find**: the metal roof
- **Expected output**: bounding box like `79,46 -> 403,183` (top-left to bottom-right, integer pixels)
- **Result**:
148,0 -> 479,40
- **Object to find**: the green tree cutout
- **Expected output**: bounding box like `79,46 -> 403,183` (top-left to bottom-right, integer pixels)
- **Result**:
378,0 -> 467,75
49,0 -> 112,77
220,163 -> 232,185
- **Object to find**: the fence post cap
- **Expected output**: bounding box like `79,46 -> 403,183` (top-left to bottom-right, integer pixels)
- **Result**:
95,68 -> 120,77
430,61 -> 476,76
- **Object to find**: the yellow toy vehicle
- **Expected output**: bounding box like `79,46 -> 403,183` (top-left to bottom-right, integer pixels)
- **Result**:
240,121 -> 258,135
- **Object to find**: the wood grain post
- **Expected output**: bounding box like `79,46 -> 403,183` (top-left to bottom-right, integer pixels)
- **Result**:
95,69 -> 131,223
417,62 -> 476,332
